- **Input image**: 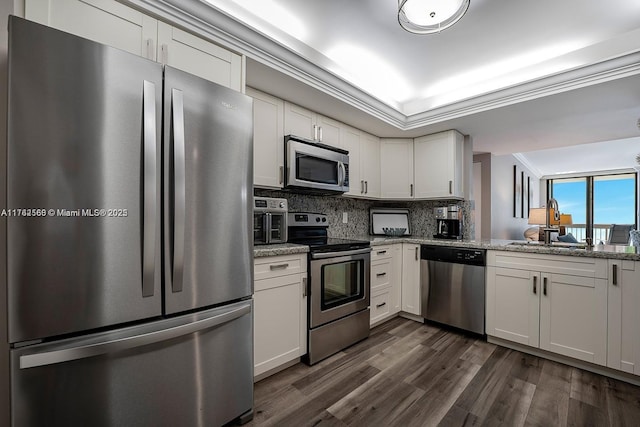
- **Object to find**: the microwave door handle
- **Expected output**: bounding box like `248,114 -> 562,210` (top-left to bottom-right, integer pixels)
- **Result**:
171,88 -> 186,293
338,162 -> 346,186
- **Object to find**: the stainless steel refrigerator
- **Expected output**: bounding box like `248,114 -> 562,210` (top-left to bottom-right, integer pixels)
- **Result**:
4,16 -> 254,426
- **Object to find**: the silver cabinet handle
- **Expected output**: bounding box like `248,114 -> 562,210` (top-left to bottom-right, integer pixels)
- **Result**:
171,88 -> 186,293
410,183 -> 414,197
302,277 -> 307,297
142,81 -> 157,298
145,39 -> 154,60
160,44 -> 168,64
19,303 -> 251,369
313,124 -> 318,141
449,180 -> 453,194
612,264 -> 618,286
533,276 -> 537,294
376,302 -> 386,309
269,263 -> 289,271
361,180 -> 364,194
319,126 -> 323,142
377,250 -> 387,255
415,246 -> 419,260
543,277 -> 548,296
365,181 -> 368,194
376,272 -> 387,277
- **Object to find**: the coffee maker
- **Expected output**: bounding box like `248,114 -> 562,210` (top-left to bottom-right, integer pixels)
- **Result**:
434,205 -> 462,240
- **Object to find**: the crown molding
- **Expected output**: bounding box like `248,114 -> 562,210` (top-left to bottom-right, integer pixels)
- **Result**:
120,0 -> 640,132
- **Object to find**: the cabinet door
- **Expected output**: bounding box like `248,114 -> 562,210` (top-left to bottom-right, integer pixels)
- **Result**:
414,130 -> 463,199
254,273 -> 306,377
247,88 -> 284,188
401,244 -> 421,315
341,125 -> 362,197
607,260 -> 640,374
391,244 -> 403,314
284,102 -> 316,140
157,22 -> 242,90
486,267 -> 540,347
539,273 -> 607,365
316,115 -> 341,147
380,138 -> 414,199
361,132 -> 381,198
25,0 -> 158,60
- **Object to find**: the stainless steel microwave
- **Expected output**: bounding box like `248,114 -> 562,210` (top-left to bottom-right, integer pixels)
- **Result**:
254,197 -> 288,245
284,135 -> 349,194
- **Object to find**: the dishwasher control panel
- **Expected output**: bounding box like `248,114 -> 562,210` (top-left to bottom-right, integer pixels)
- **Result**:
420,245 -> 486,266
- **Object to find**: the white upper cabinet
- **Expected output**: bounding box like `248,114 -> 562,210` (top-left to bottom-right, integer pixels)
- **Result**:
26,0 -> 243,90
380,138 -> 414,199
414,130 -> 464,199
248,87 -> 284,189
283,102 -> 340,147
360,132 -> 381,198
340,125 -> 362,197
26,0 -> 158,59
157,23 -> 242,91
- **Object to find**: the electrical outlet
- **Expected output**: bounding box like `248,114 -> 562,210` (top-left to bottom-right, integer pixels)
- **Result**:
342,212 -> 348,223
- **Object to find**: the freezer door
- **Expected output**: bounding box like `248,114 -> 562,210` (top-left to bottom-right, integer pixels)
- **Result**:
164,66 -> 253,314
7,17 -> 162,343
10,300 -> 254,427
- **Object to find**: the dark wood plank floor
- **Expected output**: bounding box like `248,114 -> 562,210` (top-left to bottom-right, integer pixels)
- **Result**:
246,317 -> 640,427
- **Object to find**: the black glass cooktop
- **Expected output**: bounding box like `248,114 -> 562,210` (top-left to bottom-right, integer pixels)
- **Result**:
288,235 -> 370,253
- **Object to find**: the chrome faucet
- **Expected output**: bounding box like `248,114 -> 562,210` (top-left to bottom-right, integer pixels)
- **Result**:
543,198 -> 560,244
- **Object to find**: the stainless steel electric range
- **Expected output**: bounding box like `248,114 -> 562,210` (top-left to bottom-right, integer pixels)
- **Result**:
288,213 -> 371,365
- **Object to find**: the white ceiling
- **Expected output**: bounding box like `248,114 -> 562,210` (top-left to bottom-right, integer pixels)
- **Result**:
199,0 -> 640,174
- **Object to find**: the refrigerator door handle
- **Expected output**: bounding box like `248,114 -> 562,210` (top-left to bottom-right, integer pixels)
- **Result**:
142,80 -> 157,297
171,88 -> 186,293
19,303 -> 251,370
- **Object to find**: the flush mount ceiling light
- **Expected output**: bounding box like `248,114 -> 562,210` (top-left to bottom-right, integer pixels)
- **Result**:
398,0 -> 470,34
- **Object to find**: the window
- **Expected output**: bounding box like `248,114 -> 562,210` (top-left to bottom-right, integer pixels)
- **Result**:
549,173 -> 637,243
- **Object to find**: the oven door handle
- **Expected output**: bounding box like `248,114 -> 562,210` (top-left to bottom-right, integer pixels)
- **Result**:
311,248 -> 372,259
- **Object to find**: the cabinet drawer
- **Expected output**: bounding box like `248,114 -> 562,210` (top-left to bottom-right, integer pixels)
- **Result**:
254,254 -> 306,281
371,260 -> 392,291
371,246 -> 393,261
370,289 -> 392,325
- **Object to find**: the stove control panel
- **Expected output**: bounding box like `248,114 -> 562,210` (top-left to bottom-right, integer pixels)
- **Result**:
288,212 -> 327,227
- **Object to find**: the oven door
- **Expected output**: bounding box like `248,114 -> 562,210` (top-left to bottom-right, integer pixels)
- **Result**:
253,212 -> 268,245
267,212 -> 287,244
309,248 -> 370,328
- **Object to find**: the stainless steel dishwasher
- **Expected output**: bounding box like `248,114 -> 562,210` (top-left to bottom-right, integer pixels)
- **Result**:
420,245 -> 486,335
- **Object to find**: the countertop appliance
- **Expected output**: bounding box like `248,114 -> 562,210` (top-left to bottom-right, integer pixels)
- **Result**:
254,197 -> 288,245
434,205 -> 463,240
4,17 -> 253,426
288,213 -> 371,364
420,245 -> 486,335
284,135 -> 349,194
369,208 -> 411,236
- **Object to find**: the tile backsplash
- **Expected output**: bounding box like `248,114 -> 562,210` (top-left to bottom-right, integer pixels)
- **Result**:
255,189 -> 475,240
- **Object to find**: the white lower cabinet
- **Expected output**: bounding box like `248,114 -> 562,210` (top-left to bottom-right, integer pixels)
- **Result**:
487,251 -> 608,366
370,245 -> 400,325
253,254 -> 307,378
607,260 -> 640,374
401,243 -> 421,316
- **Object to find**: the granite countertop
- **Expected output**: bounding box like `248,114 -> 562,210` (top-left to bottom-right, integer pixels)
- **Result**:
359,235 -> 640,261
253,236 -> 640,261
253,243 -> 309,258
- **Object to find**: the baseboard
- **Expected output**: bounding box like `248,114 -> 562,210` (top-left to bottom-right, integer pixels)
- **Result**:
488,336 -> 640,387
